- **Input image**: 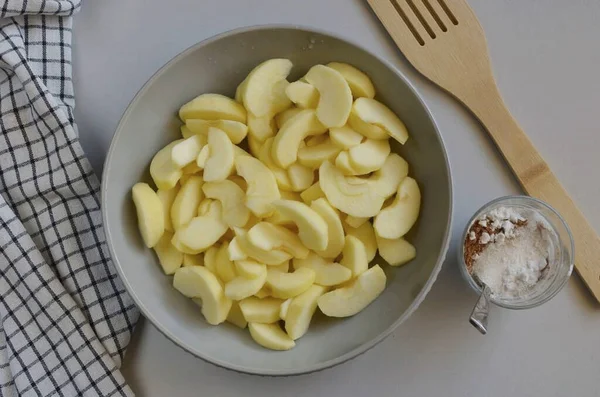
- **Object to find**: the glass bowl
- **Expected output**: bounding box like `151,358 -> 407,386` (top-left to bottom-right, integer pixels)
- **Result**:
459,195 -> 574,310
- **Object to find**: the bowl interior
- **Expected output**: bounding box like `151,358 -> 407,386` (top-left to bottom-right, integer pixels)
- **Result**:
102,26 -> 452,375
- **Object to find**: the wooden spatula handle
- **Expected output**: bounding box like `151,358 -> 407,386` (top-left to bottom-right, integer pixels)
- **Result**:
464,82 -> 600,300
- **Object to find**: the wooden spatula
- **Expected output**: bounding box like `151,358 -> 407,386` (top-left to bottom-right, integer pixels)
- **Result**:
367,0 -> 600,302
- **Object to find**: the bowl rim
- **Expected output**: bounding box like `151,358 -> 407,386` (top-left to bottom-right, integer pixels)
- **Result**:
101,23 -> 454,376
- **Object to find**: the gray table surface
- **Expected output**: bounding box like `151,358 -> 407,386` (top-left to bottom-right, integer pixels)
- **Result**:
72,1 -> 600,396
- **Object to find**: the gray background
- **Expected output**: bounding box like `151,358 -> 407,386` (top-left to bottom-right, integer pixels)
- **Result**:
73,1 -> 600,396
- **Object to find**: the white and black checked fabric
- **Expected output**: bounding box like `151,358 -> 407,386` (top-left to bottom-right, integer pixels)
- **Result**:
0,1 -> 139,395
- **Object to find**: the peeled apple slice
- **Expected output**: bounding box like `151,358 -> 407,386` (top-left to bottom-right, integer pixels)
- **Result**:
185,119 -> 248,144
348,110 -> 388,140
171,235 -> 201,255
233,228 -> 292,265
196,145 -> 210,168
235,155 -> 281,217
272,200 -> 329,252
235,259 -> 266,279
173,266 -> 232,325
203,127 -> 235,182
293,253 -> 351,287
258,138 -> 293,192
202,180 -> 250,228
371,153 -> 409,198
215,242 -> 237,283
310,198 -> 345,259
330,125 -> 363,149
318,265 -> 386,318
326,62 -> 375,99
247,222 -> 309,259
224,265 -> 267,301
171,135 -> 205,168
173,202 -> 228,252
171,175 -> 203,230
247,113 -> 277,142
374,177 -> 421,239
279,299 -> 292,321
132,183 -> 164,248
287,163 -> 314,192
238,297 -> 283,323
345,215 -> 368,229
204,245 -> 220,273
285,81 -> 320,108
348,139 -> 390,174
266,267 -> 316,299
285,284 -> 327,339
297,138 -> 342,169
150,141 -> 184,190
228,238 -> 247,262
353,98 -> 409,144
300,182 -> 325,204
248,322 -> 295,351
376,235 -> 416,266
271,109 -> 327,169
242,58 -> 293,117
340,235 -> 368,277
153,231 -> 183,274
275,107 -> 303,129
335,151 -> 361,176
179,93 -> 246,123
227,301 -> 247,329
156,186 -> 179,232
304,65 -> 352,128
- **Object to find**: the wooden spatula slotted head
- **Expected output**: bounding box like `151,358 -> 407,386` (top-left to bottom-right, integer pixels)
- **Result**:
367,0 -> 600,302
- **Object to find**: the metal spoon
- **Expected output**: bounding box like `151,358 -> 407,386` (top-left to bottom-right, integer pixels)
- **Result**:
469,279 -> 491,335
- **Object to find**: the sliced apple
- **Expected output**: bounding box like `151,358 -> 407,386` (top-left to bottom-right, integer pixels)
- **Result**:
202,180 -> 250,228
203,127 -> 235,182
173,202 -> 228,252
196,145 -> 210,168
271,109 -> 327,168
203,245 -> 219,273
266,267 -> 316,299
215,242 -> 237,283
227,301 -> 247,329
224,265 -> 267,301
156,186 -> 179,232
345,215 -> 369,228
179,93 -> 246,123
182,253 -> 204,268
227,237 -> 247,262
153,231 -> 183,274
271,200 -> 328,252
348,109 -> 388,140
310,198 -> 345,259
353,98 -> 409,144
264,209 -> 294,228
247,222 -> 309,259
304,65 -> 352,128
340,235 -> 368,277
279,298 -> 292,321
173,266 -> 232,325
334,151 -> 361,176
293,253 -> 351,287
132,183 -> 164,248
285,284 -> 328,340
238,297 -> 283,323
150,140 -> 184,190
234,259 -> 267,279
287,163 -> 314,192
247,113 -> 277,142
317,265 -> 386,318
258,137 -> 293,192
285,81 -> 320,108
171,175 -> 203,230
300,182 -> 325,204
171,135 -> 205,168
372,153 -> 409,198
243,59 -> 293,117
254,287 -> 272,299
233,228 -> 292,265
248,322 -> 295,351
374,177 -> 421,239
376,235 -> 416,267
235,155 -> 281,217
275,107 -> 303,129
297,138 -> 342,169
348,139 -> 390,174
185,119 -> 247,144
171,234 -> 201,255
326,62 -> 375,99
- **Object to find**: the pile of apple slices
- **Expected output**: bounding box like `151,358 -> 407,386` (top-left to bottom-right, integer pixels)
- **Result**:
131,59 -> 421,351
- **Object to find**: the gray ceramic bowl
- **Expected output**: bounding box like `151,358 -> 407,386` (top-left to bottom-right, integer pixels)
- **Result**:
102,25 -> 452,376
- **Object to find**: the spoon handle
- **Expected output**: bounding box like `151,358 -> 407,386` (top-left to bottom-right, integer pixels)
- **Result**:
470,284 -> 491,335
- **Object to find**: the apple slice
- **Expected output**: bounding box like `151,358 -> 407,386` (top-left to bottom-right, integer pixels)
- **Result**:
171,234 -> 201,255
329,125 -> 363,149
215,242 -> 237,283
317,265 -> 386,318
279,298 -> 292,321
248,322 -> 295,351
196,145 -> 210,168
334,151 -> 361,176
254,287 -> 272,299
243,59 -> 293,117
353,98 -> 409,144
372,153 -> 409,198
300,182 -> 325,204
171,135 -> 205,168
271,109 -> 327,169
348,139 -> 390,174
297,138 -> 342,169
272,200 -> 329,252
132,183 -> 164,248
238,297 -> 283,323
348,109 -> 389,140
345,215 -> 369,228
182,253 -> 204,267
285,81 -> 320,109
247,113 -> 277,142
247,222 -> 309,259
150,140 -> 184,190
204,245 -> 219,273
275,107 -> 303,129
305,65 -> 352,128
376,235 -> 416,267
234,259 -> 266,279
228,237 -> 247,262
185,119 -> 248,144
310,198 -> 345,259
326,62 -> 375,99
156,186 -> 179,232
173,202 -> 228,252
258,138 -> 293,192
235,155 -> 281,217
233,228 -> 292,265
293,253 -> 351,287
266,267 -> 316,299
179,93 -> 246,123
285,284 -> 328,340
203,127 -> 235,182
153,231 -> 183,274
374,177 -> 421,239
202,180 -> 250,228
173,266 -> 232,325
224,265 -> 267,301
227,301 -> 247,329
171,175 -> 203,230
340,235 -> 368,276
287,163 -> 314,192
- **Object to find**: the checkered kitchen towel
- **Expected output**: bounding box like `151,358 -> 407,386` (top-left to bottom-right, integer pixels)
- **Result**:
0,1 -> 139,396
